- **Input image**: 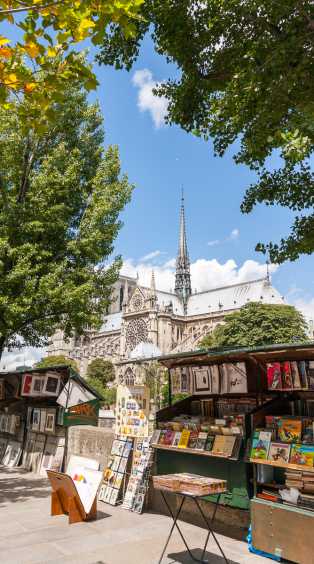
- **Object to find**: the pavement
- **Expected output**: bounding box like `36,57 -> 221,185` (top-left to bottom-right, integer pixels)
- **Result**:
0,468 -> 271,564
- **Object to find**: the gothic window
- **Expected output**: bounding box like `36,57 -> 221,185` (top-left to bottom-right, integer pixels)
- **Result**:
120,286 -> 124,310
124,367 -> 135,386
125,318 -> 148,351
129,289 -> 145,312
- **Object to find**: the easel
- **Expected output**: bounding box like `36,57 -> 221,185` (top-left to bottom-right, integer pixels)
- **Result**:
47,469 -> 97,524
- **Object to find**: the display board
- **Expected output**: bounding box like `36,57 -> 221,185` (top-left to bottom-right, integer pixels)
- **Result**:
115,385 -> 150,438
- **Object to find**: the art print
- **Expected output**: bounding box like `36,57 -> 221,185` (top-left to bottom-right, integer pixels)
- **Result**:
192,366 -> 211,393
32,408 -> 40,432
43,373 -> 61,396
2,441 -> 22,467
0,437 -> 7,463
21,374 -> 33,396
39,409 -> 47,433
45,411 -> 56,433
31,375 -> 44,396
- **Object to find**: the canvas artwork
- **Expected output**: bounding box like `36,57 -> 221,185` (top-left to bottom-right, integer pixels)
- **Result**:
0,437 -> 7,463
268,442 -> 291,463
31,375 -> 45,396
39,410 -> 47,433
45,411 -> 56,433
21,374 -> 33,396
192,367 -> 211,393
43,373 -> 61,396
32,408 -> 40,432
2,441 -> 22,467
0,379 -> 5,401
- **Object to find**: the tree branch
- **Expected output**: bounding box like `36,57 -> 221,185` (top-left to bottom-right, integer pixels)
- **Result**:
0,1 -> 63,15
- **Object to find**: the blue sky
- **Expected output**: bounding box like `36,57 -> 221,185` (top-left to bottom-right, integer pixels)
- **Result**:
1,27 -> 314,369
89,36 -> 313,314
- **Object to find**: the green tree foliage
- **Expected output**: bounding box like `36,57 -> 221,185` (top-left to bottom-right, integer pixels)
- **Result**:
98,1 -> 314,263
86,358 -> 115,385
35,355 -> 78,372
199,302 -> 309,349
0,86 -> 132,359
160,381 -> 188,408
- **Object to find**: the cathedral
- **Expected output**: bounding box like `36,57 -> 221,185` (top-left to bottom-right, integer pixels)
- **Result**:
48,197 -> 284,375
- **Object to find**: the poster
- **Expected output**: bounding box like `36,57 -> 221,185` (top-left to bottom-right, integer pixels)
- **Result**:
63,399 -> 99,427
68,465 -> 103,514
115,385 -> 150,438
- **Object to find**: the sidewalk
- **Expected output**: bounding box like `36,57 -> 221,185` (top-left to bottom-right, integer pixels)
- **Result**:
0,468 -> 271,564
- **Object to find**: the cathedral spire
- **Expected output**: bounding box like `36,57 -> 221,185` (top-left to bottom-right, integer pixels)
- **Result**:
150,269 -> 156,294
175,188 -> 192,314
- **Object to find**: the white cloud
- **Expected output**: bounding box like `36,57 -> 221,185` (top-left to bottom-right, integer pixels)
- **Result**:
121,256 -> 278,293
0,346 -> 44,372
208,240 -> 220,247
132,69 -> 168,128
228,228 -> 240,241
140,250 -> 165,262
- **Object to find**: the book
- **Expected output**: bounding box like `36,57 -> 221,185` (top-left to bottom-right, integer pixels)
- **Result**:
212,435 -> 236,457
172,432 -> 182,447
158,431 -> 167,445
308,361 -> 314,390
267,363 -> 282,390
178,429 -> 190,448
278,418 -> 302,443
251,437 -> 270,460
195,432 -> 208,450
299,361 -> 309,389
290,444 -> 314,467
188,431 -> 199,449
290,361 -> 302,389
268,442 -> 291,463
204,435 -> 215,452
281,362 -> 293,390
151,430 -> 161,445
163,430 -> 175,446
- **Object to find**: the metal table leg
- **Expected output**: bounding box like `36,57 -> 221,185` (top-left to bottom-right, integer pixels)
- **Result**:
193,496 -> 229,564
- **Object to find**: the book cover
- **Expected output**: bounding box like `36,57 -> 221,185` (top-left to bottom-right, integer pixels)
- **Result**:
290,444 -> 314,467
268,442 -> 291,463
188,431 -> 199,449
250,438 -> 270,460
204,435 -> 215,452
226,362 -> 247,394
278,418 -> 302,443
158,431 -> 167,445
195,432 -> 208,450
172,432 -> 182,447
308,361 -> 314,390
266,363 -> 282,390
178,429 -> 190,448
281,362 -> 293,390
290,361 -> 302,389
299,361 -> 309,389
151,430 -> 161,445
163,430 -> 175,446
212,435 -> 236,457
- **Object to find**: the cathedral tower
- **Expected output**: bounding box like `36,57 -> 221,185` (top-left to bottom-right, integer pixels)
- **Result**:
174,191 -> 192,314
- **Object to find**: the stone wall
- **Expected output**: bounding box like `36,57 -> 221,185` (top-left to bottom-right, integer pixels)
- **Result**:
67,425 -> 114,470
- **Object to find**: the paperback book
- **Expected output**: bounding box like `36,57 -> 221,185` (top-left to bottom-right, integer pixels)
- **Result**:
251,438 -> 270,460
290,444 -> 314,467
268,442 -> 291,463
277,418 -> 302,443
178,429 -> 190,448
195,432 -> 208,450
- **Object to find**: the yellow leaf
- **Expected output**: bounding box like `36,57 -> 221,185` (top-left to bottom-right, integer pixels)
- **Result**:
0,46 -> 12,59
47,46 -> 57,57
4,73 -> 18,88
0,36 -> 10,46
24,41 -> 40,59
24,82 -> 36,93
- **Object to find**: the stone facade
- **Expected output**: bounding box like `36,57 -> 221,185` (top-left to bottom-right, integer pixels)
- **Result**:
48,198 -> 284,375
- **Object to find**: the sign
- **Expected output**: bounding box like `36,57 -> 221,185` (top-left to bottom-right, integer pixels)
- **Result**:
63,399 -> 100,427
115,385 -> 150,438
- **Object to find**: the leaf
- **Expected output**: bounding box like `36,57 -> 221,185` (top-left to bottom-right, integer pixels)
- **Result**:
24,41 -> 40,58
24,82 -> 37,93
0,36 -> 10,46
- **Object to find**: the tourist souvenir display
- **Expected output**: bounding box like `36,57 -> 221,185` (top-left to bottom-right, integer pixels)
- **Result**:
115,385 -> 150,438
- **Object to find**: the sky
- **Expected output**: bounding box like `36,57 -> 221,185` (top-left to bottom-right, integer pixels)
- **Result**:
2,28 -> 314,370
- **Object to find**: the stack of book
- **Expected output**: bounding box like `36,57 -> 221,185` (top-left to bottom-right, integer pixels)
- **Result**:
153,473 -> 227,496
285,470 -> 314,492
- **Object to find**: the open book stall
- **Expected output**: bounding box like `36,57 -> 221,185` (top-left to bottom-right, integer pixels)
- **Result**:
151,343 -> 314,561
0,365 -> 101,474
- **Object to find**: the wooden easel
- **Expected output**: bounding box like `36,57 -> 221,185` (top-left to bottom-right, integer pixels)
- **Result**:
47,470 -> 97,524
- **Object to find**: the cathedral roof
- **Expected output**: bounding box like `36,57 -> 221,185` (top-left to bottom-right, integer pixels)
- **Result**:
186,277 -> 283,316
99,311 -> 123,332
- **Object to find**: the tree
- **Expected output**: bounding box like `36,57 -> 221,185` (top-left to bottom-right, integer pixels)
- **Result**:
0,85 -> 132,360
86,358 -> 115,385
199,302 -> 309,349
35,355 -> 78,372
98,1 -> 314,263
0,0 -> 143,126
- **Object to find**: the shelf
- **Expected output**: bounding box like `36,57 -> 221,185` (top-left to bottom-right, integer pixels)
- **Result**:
250,458 -> 314,474
152,443 -> 239,461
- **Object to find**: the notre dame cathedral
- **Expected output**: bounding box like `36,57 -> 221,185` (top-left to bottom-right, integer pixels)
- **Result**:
48,197 -> 284,375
